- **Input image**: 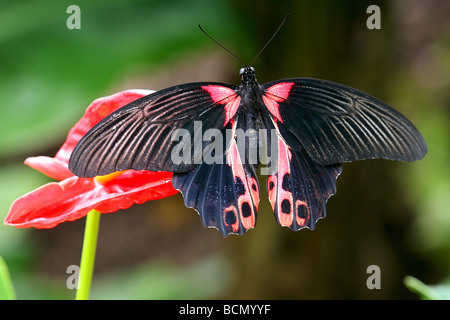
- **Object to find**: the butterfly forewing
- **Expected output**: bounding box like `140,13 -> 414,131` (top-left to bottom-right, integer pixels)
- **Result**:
261,78 -> 428,166
69,83 -> 239,177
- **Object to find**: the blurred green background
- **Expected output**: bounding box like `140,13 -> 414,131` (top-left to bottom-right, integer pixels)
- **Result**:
0,0 -> 449,299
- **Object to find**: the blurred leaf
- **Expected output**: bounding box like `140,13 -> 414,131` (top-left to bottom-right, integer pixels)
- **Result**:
404,276 -> 450,300
0,163 -> 50,259
0,0 -> 236,158
392,64 -> 450,268
11,273 -> 74,300
0,256 -> 16,300
90,255 -> 233,299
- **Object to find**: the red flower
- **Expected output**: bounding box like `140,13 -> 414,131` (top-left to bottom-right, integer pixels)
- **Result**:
4,90 -> 178,229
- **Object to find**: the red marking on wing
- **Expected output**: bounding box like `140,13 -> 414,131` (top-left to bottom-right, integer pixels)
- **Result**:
262,96 -> 283,122
223,205 -> 239,232
295,200 -> 309,227
262,82 -> 295,123
202,85 -> 241,125
225,139 -> 259,231
267,129 -> 297,227
266,82 -> 295,99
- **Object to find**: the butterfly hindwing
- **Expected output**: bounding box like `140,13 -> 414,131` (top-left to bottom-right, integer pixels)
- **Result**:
261,78 -> 427,166
263,113 -> 342,230
173,119 -> 260,236
69,83 -> 240,177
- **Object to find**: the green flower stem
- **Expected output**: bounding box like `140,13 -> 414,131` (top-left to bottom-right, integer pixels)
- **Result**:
0,256 -> 16,300
76,209 -> 101,300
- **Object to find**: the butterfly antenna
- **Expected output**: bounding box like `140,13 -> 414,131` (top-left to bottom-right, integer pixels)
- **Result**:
250,14 -> 290,66
199,24 -> 247,67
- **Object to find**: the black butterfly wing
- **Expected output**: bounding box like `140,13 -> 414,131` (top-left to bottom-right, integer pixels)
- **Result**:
69,83 -> 241,177
262,113 -> 342,230
173,116 -> 260,236
261,78 -> 427,166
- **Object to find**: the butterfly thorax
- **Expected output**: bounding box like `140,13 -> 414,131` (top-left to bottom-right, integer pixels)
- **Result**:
239,67 -> 263,113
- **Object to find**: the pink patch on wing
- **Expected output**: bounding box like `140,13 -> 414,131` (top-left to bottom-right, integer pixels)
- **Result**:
262,82 -> 295,122
202,85 -> 241,125
223,205 -> 239,232
295,199 -> 309,227
225,139 -> 259,231
267,132 -> 296,227
266,82 -> 295,99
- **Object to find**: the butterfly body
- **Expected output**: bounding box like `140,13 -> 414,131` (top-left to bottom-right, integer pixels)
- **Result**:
69,66 -> 427,236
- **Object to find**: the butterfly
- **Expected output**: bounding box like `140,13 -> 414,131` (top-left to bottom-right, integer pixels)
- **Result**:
68,19 -> 427,237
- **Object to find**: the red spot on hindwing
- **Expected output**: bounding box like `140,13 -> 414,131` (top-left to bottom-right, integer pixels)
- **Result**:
267,131 -> 301,228
224,139 -> 259,232
201,85 -> 241,125
295,200 -> 309,227
262,82 -> 295,123
223,205 -> 239,232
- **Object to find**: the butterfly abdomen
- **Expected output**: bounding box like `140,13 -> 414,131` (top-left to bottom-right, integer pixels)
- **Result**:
232,107 -> 265,169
